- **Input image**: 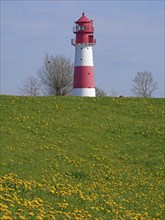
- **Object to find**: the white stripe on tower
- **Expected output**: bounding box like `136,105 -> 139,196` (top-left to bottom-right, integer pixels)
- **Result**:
74,45 -> 93,66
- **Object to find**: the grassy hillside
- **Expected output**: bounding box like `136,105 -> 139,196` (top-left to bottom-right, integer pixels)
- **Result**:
0,95 -> 164,220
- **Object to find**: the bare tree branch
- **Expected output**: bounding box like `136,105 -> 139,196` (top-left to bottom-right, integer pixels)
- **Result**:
38,54 -> 73,96
95,87 -> 107,97
18,76 -> 40,96
131,71 -> 158,97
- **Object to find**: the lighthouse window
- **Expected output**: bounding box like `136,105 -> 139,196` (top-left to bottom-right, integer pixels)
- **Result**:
80,59 -> 82,61
80,26 -> 86,30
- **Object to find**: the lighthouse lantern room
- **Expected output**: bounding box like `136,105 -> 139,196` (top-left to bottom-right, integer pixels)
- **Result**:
71,13 -> 96,97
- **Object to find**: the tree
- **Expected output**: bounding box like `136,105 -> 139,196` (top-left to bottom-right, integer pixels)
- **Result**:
131,71 -> 158,98
18,76 -> 40,96
95,87 -> 107,97
38,54 -> 73,96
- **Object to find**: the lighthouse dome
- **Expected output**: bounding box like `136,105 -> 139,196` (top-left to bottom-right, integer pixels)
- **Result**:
75,12 -> 90,24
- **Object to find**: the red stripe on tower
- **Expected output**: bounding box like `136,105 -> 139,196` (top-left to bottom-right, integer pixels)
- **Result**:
71,12 -> 96,97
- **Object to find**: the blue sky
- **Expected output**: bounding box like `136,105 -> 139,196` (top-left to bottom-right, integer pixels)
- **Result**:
1,0 -> 164,97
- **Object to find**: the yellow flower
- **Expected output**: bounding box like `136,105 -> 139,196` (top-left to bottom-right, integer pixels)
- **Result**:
18,216 -> 27,220
1,215 -> 12,220
29,212 -> 34,216
144,212 -> 148,216
0,203 -> 8,209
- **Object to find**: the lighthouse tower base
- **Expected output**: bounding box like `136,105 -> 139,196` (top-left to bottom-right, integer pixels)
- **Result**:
73,88 -> 96,97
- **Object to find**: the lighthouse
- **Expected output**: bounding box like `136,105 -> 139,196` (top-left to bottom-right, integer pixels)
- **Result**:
71,12 -> 96,97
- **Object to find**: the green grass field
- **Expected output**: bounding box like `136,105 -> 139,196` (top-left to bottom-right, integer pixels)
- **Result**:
0,95 -> 164,220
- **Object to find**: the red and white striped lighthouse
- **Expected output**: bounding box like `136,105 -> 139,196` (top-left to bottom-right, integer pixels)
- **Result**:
71,12 -> 96,97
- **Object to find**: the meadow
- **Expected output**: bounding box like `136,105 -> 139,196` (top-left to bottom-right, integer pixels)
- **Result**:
0,95 -> 164,220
